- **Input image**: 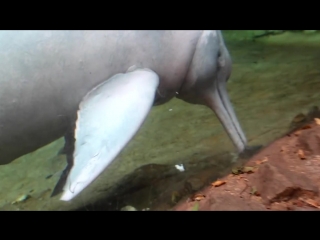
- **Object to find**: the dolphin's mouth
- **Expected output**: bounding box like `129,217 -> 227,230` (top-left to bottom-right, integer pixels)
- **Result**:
174,77 -> 247,153
211,79 -> 247,152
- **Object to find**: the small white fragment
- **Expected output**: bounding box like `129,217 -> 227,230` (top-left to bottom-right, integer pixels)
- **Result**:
11,194 -> 30,205
169,109 -> 173,111
175,164 -> 185,172
121,205 -> 137,211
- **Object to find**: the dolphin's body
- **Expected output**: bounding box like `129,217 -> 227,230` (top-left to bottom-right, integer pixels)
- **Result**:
0,30 -> 247,201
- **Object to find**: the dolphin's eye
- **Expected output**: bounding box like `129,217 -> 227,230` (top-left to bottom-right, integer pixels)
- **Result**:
216,50 -> 225,69
218,55 -> 225,68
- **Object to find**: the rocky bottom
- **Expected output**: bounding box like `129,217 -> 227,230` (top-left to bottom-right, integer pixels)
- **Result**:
173,108 -> 320,211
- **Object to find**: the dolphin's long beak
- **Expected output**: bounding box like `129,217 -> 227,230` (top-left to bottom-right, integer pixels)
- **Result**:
206,79 -> 247,153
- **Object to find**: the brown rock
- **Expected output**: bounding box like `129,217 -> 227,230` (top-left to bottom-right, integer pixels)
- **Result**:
173,119 -> 320,211
297,129 -> 320,155
252,162 -> 318,205
204,194 -> 264,211
185,177 -> 204,192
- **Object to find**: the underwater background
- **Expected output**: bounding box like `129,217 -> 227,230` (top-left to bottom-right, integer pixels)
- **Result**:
1,30 -> 320,210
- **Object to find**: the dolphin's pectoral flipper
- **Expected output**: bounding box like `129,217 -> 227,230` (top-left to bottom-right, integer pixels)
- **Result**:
60,69 -> 160,201
51,125 -> 75,197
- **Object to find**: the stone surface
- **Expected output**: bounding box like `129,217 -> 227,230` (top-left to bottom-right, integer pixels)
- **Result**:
173,112 -> 320,211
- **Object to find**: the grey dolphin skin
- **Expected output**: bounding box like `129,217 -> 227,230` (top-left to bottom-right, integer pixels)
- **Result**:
0,30 -> 247,201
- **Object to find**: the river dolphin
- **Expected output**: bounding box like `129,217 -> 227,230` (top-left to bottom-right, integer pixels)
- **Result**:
0,30 -> 247,201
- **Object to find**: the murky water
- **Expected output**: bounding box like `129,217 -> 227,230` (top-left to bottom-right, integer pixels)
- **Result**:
1,31 -> 320,210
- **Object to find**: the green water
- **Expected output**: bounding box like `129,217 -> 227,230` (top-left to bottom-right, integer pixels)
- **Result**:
1,30 -> 320,210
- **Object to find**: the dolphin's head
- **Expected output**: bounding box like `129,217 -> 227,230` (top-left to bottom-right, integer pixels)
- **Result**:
176,30 -> 247,153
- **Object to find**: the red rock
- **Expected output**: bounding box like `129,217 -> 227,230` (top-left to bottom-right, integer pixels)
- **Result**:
173,113 -> 320,211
